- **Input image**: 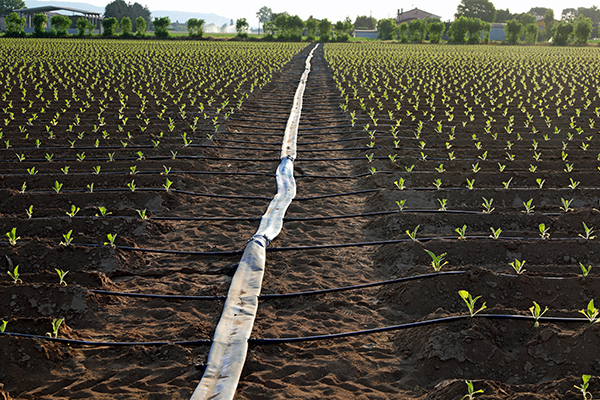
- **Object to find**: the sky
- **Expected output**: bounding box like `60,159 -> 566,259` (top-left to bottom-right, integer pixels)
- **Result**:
61,0 -> 600,26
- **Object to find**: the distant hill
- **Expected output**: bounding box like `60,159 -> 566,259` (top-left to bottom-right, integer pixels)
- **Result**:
24,0 -> 231,25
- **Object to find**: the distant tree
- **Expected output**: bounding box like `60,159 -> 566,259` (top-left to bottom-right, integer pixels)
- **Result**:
121,16 -> 132,35
289,15 -> 305,36
4,12 -> 25,36
504,19 -> 522,44
481,20 -> 491,42
408,19 -> 422,41
153,16 -> 170,38
529,7 -> 549,18
256,6 -> 272,34
519,13 -> 536,25
333,17 -> 353,41
419,17 -> 435,41
398,22 -> 408,42
105,0 -> 150,31
456,0 -> 496,23
524,22 -> 539,43
0,0 -> 25,15
102,16 -> 118,36
76,17 -> 88,36
573,14 -> 593,43
495,8 -> 513,23
577,6 -> 600,38
136,16 -> 146,36
50,14 -> 71,36
428,20 -> 445,43
561,8 -> 578,22
33,13 -> 47,36
449,16 -> 469,43
236,18 -> 249,37
305,17 -> 317,37
543,9 -> 555,40
318,18 -> 332,41
377,18 -> 397,40
553,21 -> 573,45
466,17 -> 483,43
186,18 -> 204,36
354,15 -> 376,30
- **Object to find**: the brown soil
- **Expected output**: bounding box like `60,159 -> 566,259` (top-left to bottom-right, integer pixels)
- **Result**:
2,41 -> 600,400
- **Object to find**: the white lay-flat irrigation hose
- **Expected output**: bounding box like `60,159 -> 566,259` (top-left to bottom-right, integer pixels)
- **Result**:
190,43 -> 319,400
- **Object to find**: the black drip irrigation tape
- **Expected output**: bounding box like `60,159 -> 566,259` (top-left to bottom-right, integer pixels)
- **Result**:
88,271 -> 466,301
192,144 -> 382,152
1,315 -> 587,347
2,171 -> 276,178
0,331 -> 212,347
295,189 -> 383,201
0,236 -> 584,256
18,188 -> 272,201
248,314 -> 588,344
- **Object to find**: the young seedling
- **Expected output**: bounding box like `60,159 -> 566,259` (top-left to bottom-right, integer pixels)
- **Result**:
53,181 -> 63,194
394,179 -> 406,190
502,177 -> 513,189
161,166 -> 171,175
424,249 -> 448,272
522,199 -> 535,214
26,205 -> 33,219
509,259 -> 526,274
433,179 -> 442,190
435,163 -> 445,173
459,290 -> 486,317
574,375 -> 592,400
66,205 -> 80,218
579,300 -> 599,324
529,301 -> 548,328
7,265 -> 22,283
405,165 -> 415,173
370,167 -> 377,175
489,227 -> 502,239
55,269 -> 68,286
61,166 -> 69,175
20,182 -> 26,194
569,178 -> 580,189
60,230 -> 73,246
456,225 -> 467,240
0,320 -> 6,333
461,380 -> 484,400
104,233 -> 117,248
536,178 -> 545,189
27,167 -> 37,175
396,200 -> 406,211
6,228 -> 19,245
482,197 -> 494,213
471,163 -> 481,173
466,178 -> 475,190
498,163 -> 506,172
46,318 -> 64,339
137,209 -> 149,220
406,225 -> 420,241
92,165 -> 101,175
539,223 -> 550,240
437,199 -> 448,211
560,198 -> 573,212
365,153 -> 374,163
96,206 -> 111,217
579,222 -> 596,240
580,263 -> 592,277
127,180 -> 136,192
87,183 -> 94,193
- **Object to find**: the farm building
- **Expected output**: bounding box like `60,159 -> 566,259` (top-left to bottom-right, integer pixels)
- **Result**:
490,23 -> 506,41
2,5 -> 102,34
354,29 -> 378,39
396,8 -> 441,24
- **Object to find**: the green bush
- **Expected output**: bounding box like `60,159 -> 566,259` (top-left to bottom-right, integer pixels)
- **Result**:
33,13 -> 47,36
102,17 -> 118,36
50,14 -> 71,37
153,16 -> 170,38
5,12 -> 25,37
121,17 -> 132,36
